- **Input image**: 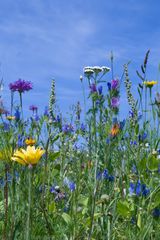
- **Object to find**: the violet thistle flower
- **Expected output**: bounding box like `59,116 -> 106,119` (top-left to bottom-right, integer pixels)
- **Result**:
9,79 -> 32,93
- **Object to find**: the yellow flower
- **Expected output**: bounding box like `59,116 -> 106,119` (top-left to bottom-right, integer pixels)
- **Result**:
143,81 -> 158,88
11,146 -> 45,166
6,115 -> 15,120
110,124 -> 120,137
25,138 -> 36,146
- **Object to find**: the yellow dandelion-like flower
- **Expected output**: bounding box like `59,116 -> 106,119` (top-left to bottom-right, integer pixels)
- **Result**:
143,81 -> 158,88
11,146 -> 45,166
6,115 -> 15,120
25,138 -> 36,146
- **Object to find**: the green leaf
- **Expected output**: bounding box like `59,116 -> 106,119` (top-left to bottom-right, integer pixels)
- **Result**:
150,191 -> 160,209
49,151 -> 60,161
48,202 -> 56,213
62,213 -> 71,224
137,212 -> 141,229
79,196 -> 88,207
117,200 -> 131,217
147,155 -> 159,171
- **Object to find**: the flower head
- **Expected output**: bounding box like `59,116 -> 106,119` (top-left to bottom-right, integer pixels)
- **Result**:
6,115 -> 15,121
9,79 -> 32,93
11,146 -> 45,166
111,97 -> 120,108
110,123 -> 120,136
25,138 -> 36,146
111,79 -> 119,90
29,105 -> 38,112
143,81 -> 157,88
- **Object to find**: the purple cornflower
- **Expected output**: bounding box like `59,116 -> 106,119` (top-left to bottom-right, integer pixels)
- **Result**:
9,79 -> 32,93
111,79 -> 119,90
111,97 -> 120,108
90,83 -> 97,93
29,105 -> 38,112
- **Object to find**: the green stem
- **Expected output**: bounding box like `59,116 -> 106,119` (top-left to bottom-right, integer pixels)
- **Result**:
26,167 -> 32,240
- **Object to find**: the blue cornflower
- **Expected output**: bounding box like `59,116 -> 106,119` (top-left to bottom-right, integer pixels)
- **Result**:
96,172 -> 102,180
106,138 -> 110,144
152,208 -> 160,218
120,119 -> 125,130
62,124 -> 74,134
98,86 -> 103,95
130,140 -> 137,146
102,169 -> 109,179
138,132 -> 147,142
131,164 -> 137,174
44,106 -> 49,117
80,123 -> 86,132
64,177 -> 76,192
14,108 -> 20,121
50,186 -> 56,194
108,175 -> 114,182
3,122 -> 10,131
141,184 -> 150,196
17,135 -> 24,148
129,182 -> 135,195
135,180 -> 141,196
107,82 -> 111,91
0,179 -> 5,188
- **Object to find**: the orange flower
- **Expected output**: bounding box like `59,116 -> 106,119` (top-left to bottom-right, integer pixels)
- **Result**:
110,124 -> 120,136
25,138 -> 36,146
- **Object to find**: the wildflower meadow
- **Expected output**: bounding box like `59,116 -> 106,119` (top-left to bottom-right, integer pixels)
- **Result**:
0,51 -> 160,240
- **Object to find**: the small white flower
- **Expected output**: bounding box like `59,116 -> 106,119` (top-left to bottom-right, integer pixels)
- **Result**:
101,66 -> 110,72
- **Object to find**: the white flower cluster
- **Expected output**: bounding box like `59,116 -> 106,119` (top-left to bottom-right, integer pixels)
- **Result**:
83,66 -> 110,76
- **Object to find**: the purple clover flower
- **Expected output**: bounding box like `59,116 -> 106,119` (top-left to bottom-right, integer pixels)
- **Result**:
111,97 -> 120,108
9,79 -> 32,93
111,79 -> 119,90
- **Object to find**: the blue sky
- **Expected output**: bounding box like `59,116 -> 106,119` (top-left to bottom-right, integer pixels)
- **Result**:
0,0 -> 160,118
